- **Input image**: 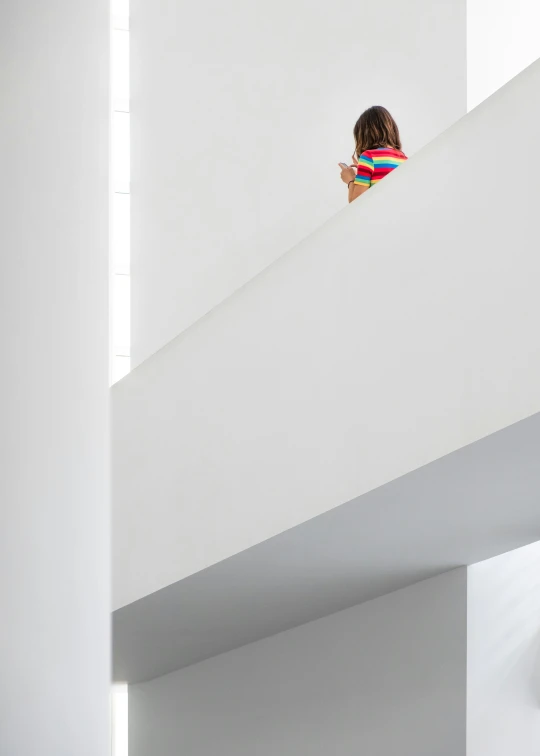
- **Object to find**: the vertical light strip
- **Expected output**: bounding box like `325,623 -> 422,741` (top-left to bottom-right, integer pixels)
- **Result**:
111,683 -> 129,756
111,0 -> 130,384
111,3 -> 130,750
111,0 -> 130,756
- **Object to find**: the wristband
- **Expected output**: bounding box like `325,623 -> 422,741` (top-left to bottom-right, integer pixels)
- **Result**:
348,180 -> 355,188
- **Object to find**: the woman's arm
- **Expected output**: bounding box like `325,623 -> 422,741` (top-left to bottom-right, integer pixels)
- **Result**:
348,182 -> 369,203
339,163 -> 370,203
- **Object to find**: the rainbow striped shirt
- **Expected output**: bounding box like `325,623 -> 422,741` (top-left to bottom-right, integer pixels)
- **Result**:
354,147 -> 407,188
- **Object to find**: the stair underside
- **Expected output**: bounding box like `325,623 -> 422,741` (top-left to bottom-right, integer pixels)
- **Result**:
114,411 -> 540,683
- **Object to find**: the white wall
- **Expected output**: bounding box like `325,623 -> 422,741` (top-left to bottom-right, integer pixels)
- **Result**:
467,542 -> 540,756
467,0 -> 540,110
0,3 -> 110,755
129,570 -> 467,756
130,0 -> 466,367
113,59 -> 540,610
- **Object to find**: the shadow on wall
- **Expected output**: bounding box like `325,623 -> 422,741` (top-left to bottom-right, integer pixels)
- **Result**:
467,541 -> 540,703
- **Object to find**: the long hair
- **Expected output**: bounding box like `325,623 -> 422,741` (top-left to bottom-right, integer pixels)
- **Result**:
353,106 -> 402,159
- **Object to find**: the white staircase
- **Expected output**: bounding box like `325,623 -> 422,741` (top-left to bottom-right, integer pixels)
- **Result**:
113,58 -> 540,683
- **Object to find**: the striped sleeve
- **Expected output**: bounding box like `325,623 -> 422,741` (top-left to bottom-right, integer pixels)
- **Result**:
355,152 -> 374,187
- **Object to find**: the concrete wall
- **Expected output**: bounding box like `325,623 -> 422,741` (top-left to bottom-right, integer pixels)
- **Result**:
467,0 -> 540,110
0,2 -> 110,755
467,542 -> 540,756
130,0 -> 466,367
129,570 -> 467,756
113,58 -> 540,610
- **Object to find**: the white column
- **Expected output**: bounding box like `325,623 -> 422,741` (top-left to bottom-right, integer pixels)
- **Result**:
0,2 -> 110,755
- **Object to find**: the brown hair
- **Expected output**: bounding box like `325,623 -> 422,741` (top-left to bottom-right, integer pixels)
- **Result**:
353,106 -> 402,159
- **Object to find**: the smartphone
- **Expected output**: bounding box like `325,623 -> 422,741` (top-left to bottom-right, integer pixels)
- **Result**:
339,162 -> 350,169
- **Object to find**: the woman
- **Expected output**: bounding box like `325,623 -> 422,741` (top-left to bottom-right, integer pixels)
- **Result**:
339,106 -> 407,203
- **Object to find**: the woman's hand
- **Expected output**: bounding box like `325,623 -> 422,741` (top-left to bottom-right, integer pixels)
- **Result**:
339,163 -> 357,185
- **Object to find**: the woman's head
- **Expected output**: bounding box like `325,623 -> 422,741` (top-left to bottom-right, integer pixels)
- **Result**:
353,106 -> 402,159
